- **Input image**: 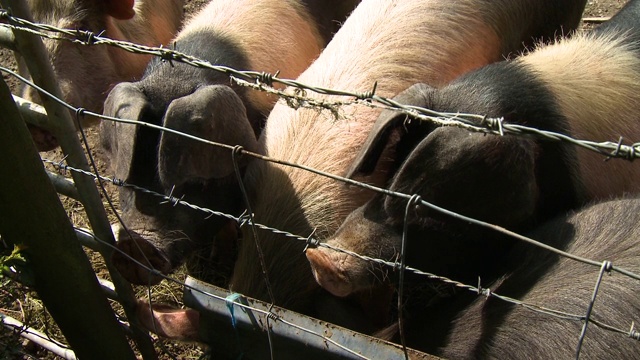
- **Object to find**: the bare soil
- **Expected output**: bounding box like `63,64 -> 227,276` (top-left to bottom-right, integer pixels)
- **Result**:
0,0 -> 628,359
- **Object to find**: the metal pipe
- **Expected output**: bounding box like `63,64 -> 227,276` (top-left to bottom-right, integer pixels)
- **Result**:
0,25 -> 16,50
1,314 -> 77,360
185,276 -> 436,360
13,94 -> 50,129
47,171 -> 80,200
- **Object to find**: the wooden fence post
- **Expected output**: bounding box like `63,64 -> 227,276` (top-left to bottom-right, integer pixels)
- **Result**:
0,78 -> 136,359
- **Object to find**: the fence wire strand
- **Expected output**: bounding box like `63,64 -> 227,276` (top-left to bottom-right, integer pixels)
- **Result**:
2,11 -> 640,359
5,63 -> 640,281
45,159 -> 640,346
1,11 -> 640,161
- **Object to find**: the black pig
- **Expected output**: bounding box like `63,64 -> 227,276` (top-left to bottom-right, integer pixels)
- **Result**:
307,0 -> 640,299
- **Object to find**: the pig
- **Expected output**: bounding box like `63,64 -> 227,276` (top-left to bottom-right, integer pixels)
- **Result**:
134,197 -> 640,354
415,197 -> 640,358
122,0 -> 590,341
305,0 -> 640,301
230,0 -> 588,322
101,0 -> 361,287
11,0 -> 185,151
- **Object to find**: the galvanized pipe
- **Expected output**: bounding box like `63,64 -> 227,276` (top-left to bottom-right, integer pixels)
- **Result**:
1,314 -> 77,360
47,170 -> 80,200
0,25 -> 16,50
13,94 -> 50,129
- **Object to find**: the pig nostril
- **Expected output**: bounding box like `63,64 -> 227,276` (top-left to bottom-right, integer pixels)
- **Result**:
306,249 -> 354,297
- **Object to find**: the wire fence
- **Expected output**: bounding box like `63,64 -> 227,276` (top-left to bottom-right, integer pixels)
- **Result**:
1,10 -> 640,360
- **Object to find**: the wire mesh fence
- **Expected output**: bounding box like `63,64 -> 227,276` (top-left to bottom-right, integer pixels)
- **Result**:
1,8 -> 640,360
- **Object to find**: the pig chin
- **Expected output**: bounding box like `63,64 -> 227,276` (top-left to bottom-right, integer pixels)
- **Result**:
306,247 -> 367,298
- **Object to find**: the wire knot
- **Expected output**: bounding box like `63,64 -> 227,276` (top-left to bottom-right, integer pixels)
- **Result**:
408,194 -> 422,206
55,155 -> 69,175
406,194 -> 423,218
481,116 -> 505,136
232,145 -> 245,157
602,260 -> 613,273
266,312 -> 280,322
357,81 -> 378,101
303,228 -> 319,253
237,209 -> 252,227
75,107 -> 87,122
160,185 -> 183,207
111,176 -> 125,187
256,70 -> 279,87
630,323 -> 640,341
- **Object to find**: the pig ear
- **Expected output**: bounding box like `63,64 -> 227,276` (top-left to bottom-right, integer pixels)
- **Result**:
158,85 -> 258,188
101,82 -> 150,180
346,83 -> 434,179
105,0 -> 136,20
386,126 -> 538,228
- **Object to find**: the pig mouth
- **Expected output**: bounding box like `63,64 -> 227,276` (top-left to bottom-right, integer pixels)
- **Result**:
112,234 -> 173,286
135,299 -> 201,342
306,247 -> 359,297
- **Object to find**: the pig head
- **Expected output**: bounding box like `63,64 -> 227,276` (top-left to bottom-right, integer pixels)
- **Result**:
101,82 -> 258,286
307,83 -> 540,297
16,0 -> 184,151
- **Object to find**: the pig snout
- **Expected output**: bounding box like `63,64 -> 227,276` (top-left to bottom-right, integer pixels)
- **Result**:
307,203 -> 402,297
306,247 -> 361,298
111,226 -> 174,285
135,300 -> 200,342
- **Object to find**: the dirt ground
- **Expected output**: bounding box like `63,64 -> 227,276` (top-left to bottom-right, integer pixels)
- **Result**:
0,0 -> 629,359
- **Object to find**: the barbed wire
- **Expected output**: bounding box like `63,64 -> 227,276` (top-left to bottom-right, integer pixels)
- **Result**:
2,10 -> 640,357
44,159 -> 640,346
6,63 -> 640,284
1,10 -> 640,161
42,157 -> 640,286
